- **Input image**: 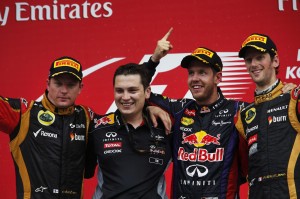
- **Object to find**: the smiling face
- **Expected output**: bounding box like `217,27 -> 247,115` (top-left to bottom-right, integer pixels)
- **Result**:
187,60 -> 221,105
244,48 -> 279,91
114,74 -> 150,121
47,73 -> 82,108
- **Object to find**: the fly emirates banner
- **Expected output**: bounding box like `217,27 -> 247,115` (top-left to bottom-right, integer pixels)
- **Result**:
0,0 -> 299,198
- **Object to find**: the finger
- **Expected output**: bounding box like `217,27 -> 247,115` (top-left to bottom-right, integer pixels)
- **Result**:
161,27 -> 173,41
163,113 -> 172,134
149,112 -> 158,127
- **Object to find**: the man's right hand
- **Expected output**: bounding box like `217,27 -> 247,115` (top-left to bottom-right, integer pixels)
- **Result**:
151,27 -> 173,63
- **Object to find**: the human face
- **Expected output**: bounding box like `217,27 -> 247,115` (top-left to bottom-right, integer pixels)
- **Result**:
114,74 -> 150,122
187,60 -> 221,105
47,74 -> 82,108
244,48 -> 279,91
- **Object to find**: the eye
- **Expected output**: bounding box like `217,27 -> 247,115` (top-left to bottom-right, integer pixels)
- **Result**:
245,58 -> 252,64
188,70 -> 194,76
67,83 -> 77,88
257,55 -> 264,61
115,88 -> 123,94
128,88 -> 138,94
199,71 -> 206,75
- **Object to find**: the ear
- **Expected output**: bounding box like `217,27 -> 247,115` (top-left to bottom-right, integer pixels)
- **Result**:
78,82 -> 83,94
215,72 -> 222,85
272,54 -> 280,69
145,86 -> 151,99
46,79 -> 50,91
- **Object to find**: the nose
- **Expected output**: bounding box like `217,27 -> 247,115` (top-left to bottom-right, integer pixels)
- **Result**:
60,84 -> 69,93
122,91 -> 130,100
191,73 -> 200,82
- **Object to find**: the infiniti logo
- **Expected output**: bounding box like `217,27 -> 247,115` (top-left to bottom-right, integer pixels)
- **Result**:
186,164 -> 208,177
219,109 -> 229,114
106,132 -> 117,138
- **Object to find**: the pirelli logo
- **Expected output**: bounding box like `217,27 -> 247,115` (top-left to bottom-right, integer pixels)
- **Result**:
54,58 -> 81,71
242,34 -> 267,47
192,48 -> 214,58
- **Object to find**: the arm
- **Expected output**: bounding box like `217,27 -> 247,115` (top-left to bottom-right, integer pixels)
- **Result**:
142,28 -> 173,82
147,105 -> 172,134
238,134 -> 249,185
84,121 -> 98,179
0,96 -> 24,134
282,82 -> 297,93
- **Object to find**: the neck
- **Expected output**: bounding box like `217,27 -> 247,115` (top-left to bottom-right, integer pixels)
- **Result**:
123,112 -> 143,128
196,91 -> 220,106
255,79 -> 279,95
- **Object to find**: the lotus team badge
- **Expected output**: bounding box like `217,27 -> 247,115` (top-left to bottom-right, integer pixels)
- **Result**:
38,110 -> 55,126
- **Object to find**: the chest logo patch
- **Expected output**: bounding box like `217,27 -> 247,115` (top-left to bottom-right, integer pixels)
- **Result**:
38,110 -> 55,126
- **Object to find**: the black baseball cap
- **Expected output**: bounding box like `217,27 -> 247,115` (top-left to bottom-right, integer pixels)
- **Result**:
49,56 -> 83,81
181,47 -> 223,72
239,33 -> 277,58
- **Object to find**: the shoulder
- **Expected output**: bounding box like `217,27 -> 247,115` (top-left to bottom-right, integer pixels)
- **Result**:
77,105 -> 95,120
90,112 -> 116,132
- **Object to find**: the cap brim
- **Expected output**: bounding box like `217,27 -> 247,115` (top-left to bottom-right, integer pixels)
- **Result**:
50,71 -> 82,81
181,55 -> 208,68
238,45 -> 267,58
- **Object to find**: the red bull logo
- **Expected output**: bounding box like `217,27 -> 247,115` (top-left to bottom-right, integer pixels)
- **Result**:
182,133 -> 198,145
94,114 -> 114,128
178,147 -> 224,162
182,131 -> 221,147
200,134 -> 220,145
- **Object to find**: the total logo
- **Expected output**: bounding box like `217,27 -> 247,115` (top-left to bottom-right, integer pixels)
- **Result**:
181,131 -> 221,147
268,115 -> 287,125
70,132 -> 85,141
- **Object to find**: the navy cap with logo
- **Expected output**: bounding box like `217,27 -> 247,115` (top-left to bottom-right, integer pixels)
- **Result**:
181,47 -> 223,72
238,33 -> 277,58
49,56 -> 83,81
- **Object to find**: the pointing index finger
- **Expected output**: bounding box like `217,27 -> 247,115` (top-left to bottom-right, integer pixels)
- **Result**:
161,27 -> 173,41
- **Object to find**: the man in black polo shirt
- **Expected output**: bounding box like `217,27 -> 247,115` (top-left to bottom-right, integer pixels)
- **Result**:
85,63 -> 172,199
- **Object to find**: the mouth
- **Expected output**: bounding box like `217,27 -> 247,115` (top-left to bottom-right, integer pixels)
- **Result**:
251,68 -> 262,75
121,102 -> 134,107
58,97 -> 69,101
191,84 -> 204,91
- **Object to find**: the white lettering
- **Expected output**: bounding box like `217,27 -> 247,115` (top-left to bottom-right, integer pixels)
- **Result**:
16,2 -> 30,21
31,5 -> 51,20
180,179 -> 216,186
41,130 -> 58,138
103,2 -> 113,17
75,134 -> 85,141
82,1 -> 90,18
246,125 -> 258,135
298,49 -> 300,61
286,66 -> 300,79
0,7 -> 9,26
104,149 -> 122,154
293,0 -> 299,10
69,4 -> 80,19
278,0 -> 299,11
15,1 -> 114,22
273,115 -> 287,122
